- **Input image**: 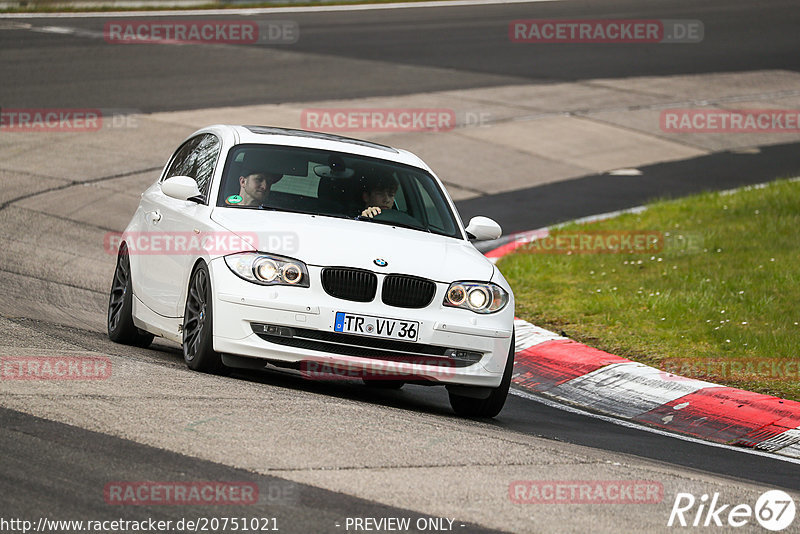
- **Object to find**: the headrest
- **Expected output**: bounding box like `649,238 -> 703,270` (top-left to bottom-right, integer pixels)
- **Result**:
313,154 -> 354,179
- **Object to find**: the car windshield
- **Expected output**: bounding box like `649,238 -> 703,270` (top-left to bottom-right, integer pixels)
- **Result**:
216,144 -> 462,238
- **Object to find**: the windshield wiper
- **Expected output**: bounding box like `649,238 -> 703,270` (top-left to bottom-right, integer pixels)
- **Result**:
250,204 -> 353,220
257,204 -> 306,214
355,216 -> 431,233
313,212 -> 353,220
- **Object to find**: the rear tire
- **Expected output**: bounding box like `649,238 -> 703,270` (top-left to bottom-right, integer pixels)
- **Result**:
182,262 -> 227,374
448,333 -> 515,418
107,244 -> 154,348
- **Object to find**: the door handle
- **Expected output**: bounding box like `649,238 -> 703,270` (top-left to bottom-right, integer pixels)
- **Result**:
148,210 -> 162,224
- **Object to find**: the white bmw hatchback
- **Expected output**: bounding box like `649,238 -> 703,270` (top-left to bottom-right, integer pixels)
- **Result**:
108,125 -> 515,417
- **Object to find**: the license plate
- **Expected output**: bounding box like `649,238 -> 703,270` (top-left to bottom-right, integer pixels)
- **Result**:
334,312 -> 419,342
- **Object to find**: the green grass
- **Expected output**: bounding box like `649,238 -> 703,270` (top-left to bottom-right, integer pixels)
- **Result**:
499,178 -> 800,401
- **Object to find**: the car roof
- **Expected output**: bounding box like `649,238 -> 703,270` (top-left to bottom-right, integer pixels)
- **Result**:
220,125 -> 432,172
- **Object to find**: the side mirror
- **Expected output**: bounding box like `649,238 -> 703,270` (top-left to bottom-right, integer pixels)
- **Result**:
465,216 -> 502,241
162,175 -> 202,202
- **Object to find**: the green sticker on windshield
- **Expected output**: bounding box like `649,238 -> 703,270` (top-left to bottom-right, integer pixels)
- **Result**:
226,195 -> 243,205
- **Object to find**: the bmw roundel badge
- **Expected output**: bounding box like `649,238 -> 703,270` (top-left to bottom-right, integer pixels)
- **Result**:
374,258 -> 388,267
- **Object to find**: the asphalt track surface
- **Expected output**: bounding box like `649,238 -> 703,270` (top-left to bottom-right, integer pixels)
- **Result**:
1,406 -> 504,534
2,0 -> 800,532
0,0 -> 799,110
3,317 -> 800,491
458,141 -> 800,233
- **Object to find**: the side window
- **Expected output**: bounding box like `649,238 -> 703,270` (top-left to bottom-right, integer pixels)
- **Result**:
412,175 -> 454,234
163,137 -> 200,182
192,135 -> 221,199
162,134 -> 221,201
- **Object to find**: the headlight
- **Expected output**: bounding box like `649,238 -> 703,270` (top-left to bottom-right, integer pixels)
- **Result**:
443,281 -> 508,313
254,258 -> 279,282
225,252 -> 310,287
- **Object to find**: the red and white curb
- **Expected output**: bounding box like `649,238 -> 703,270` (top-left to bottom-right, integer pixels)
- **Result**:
487,187 -> 800,458
509,320 -> 800,458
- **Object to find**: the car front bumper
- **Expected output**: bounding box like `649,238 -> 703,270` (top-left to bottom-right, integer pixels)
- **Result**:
209,258 -> 514,387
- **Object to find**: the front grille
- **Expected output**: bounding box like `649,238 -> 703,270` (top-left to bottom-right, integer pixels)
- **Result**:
290,328 -> 448,356
321,267 -> 377,302
258,334 -> 469,366
251,323 -> 482,367
382,274 -> 436,308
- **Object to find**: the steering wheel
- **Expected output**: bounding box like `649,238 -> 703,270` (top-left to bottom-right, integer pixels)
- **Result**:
371,208 -> 423,228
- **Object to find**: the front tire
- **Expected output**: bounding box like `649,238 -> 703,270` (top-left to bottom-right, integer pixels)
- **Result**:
107,244 -> 154,348
182,262 -> 226,374
449,333 -> 515,418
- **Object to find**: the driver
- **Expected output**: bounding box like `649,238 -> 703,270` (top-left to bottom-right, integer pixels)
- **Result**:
238,171 -> 283,206
360,172 -> 399,218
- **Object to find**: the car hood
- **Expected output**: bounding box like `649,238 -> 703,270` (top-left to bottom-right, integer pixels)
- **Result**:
210,208 -> 494,282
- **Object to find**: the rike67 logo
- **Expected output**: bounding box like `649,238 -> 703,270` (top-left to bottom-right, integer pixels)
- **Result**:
668,490 -> 796,531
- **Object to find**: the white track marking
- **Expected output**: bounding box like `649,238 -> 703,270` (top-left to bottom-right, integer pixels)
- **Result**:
0,0 -> 562,19
756,428 -> 800,458
546,362 -> 718,419
513,318 -> 565,351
